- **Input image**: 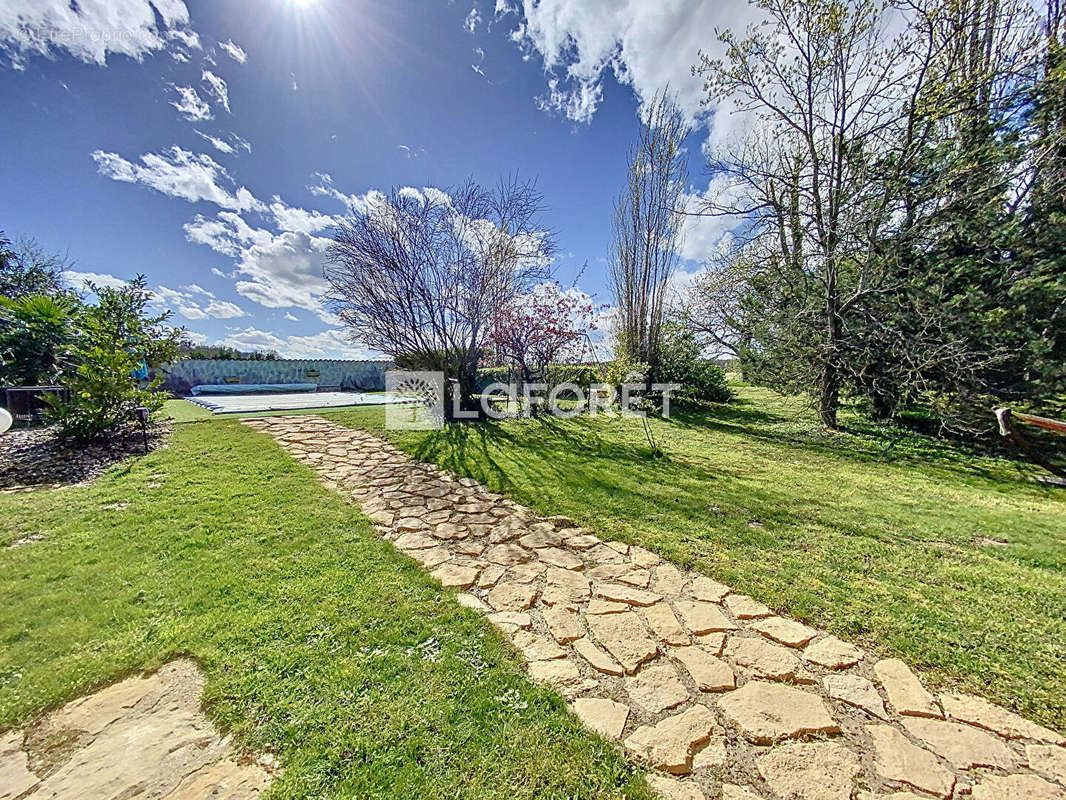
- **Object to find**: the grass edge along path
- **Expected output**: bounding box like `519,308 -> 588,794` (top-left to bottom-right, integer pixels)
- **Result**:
0,417 -> 652,800
322,383 -> 1066,731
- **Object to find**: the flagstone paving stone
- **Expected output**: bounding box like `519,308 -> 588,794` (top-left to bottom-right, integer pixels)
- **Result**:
243,415 -> 1066,800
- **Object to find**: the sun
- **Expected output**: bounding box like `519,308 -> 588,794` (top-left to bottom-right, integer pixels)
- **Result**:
288,0 -> 317,7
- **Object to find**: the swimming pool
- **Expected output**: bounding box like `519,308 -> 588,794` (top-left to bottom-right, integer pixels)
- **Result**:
186,391 -> 415,415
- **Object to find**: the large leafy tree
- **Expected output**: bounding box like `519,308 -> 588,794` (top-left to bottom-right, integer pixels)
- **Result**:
0,234 -> 69,300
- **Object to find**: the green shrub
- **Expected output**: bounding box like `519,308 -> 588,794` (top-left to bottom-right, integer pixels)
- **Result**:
476,364 -> 604,392
0,293 -> 77,386
43,277 -> 182,441
656,322 -> 733,404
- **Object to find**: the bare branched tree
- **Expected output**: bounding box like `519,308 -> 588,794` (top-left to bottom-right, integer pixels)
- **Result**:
610,90 -> 688,383
324,178 -> 555,418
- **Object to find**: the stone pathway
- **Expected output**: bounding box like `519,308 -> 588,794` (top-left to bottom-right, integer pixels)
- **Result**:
0,659 -> 274,800
244,415 -> 1066,800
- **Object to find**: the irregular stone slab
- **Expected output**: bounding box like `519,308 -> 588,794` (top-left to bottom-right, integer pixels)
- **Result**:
166,758 -> 272,800
586,599 -> 628,614
691,736 -> 727,770
519,530 -> 563,549
643,603 -> 690,646
723,594 -> 771,620
430,564 -> 479,588
717,682 -> 839,744
512,630 -> 566,662
1028,744 -> 1066,784
586,611 -> 659,674
477,564 -> 505,589
488,611 -> 532,632
455,593 -> 490,612
688,576 -> 730,603
721,787 -> 763,800
596,584 -> 662,607
940,692 -> 1066,744
823,674 -> 888,719
902,716 -> 1017,769
571,697 -> 630,740
654,563 -> 687,595
756,741 -> 861,800
697,632 -> 726,655
672,646 -> 735,692
624,663 -> 690,714
6,660 -> 272,800
675,601 -> 736,635
528,659 -> 587,696
572,637 -> 624,676
868,724 -> 955,798
394,532 -> 436,550
803,635 -> 864,669
412,546 -> 451,568
487,582 -> 538,611
433,522 -> 468,539
873,659 -> 941,718
585,544 -> 626,565
541,568 -> 591,606
0,731 -> 38,799
616,569 -> 652,588
542,605 -> 585,644
485,544 -> 530,566
588,564 -> 631,581
646,774 -> 705,800
749,616 -> 817,648
971,774 -> 1065,800
724,635 -> 801,681
395,516 -> 427,531
537,547 -> 585,571
565,533 -> 601,550
624,705 -> 717,774
508,562 -> 546,583
629,546 -> 661,568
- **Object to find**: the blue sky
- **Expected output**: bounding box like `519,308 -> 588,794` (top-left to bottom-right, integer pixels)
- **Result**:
0,0 -> 747,358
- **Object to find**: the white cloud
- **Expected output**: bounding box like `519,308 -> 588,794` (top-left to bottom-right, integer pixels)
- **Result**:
464,7 -> 482,33
0,0 -> 192,69
268,196 -> 338,235
508,0 -> 764,124
215,327 -> 376,359
167,28 -> 200,50
153,284 -> 246,319
92,146 -> 263,212
217,38 -> 246,64
203,299 -> 247,318
182,210 -> 334,320
62,270 -> 128,291
170,85 -> 212,121
677,174 -> 745,263
535,76 -> 602,125
283,312 -> 298,321
195,131 -> 251,154
495,0 -> 517,17
201,70 -> 230,113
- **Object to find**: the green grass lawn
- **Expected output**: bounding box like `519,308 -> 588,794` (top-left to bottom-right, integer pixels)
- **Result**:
0,417 -> 649,800
322,383 -> 1066,730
